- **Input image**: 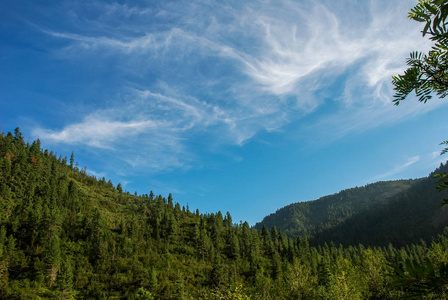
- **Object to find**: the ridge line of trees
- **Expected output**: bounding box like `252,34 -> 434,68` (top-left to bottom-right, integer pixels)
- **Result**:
2,128 -> 448,298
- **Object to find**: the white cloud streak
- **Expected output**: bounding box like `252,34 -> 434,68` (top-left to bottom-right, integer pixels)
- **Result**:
372,155 -> 421,181
34,117 -> 159,149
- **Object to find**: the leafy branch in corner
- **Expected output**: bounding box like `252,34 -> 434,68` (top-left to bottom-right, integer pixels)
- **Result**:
392,0 -> 448,105
441,140 -> 448,155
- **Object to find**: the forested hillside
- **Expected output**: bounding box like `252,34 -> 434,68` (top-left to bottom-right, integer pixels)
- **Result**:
255,167 -> 448,247
2,128 -> 448,299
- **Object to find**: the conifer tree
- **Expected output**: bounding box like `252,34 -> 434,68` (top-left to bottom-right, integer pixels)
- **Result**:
57,257 -> 73,299
117,183 -> 123,193
69,152 -> 74,169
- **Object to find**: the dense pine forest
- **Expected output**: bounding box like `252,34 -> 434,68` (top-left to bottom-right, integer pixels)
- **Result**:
2,128 -> 448,299
255,169 -> 448,248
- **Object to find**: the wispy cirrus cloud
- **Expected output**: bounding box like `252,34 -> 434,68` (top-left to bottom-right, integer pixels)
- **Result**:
30,0 -> 443,173
34,116 -> 160,149
32,88 -> 205,171
371,146 -> 448,182
372,155 -> 421,181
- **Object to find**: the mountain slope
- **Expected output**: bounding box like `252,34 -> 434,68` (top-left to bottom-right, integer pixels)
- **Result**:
4,128 -> 448,298
0,129 -> 264,298
255,164 -> 448,247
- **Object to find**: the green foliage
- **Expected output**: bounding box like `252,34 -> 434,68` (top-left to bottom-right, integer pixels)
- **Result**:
390,258 -> 448,297
435,172 -> 448,204
135,287 -> 155,300
392,0 -> 448,104
441,140 -> 448,155
256,173 -> 448,247
207,283 -> 251,300
2,128 -> 448,299
117,183 -> 123,193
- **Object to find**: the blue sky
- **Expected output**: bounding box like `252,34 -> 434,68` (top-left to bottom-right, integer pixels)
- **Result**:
1,0 -> 448,225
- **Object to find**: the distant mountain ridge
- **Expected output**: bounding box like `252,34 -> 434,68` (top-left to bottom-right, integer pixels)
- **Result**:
255,163 -> 448,247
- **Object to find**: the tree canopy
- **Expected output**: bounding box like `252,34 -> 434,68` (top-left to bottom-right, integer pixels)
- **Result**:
392,0 -> 448,104
3,127 -> 448,298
